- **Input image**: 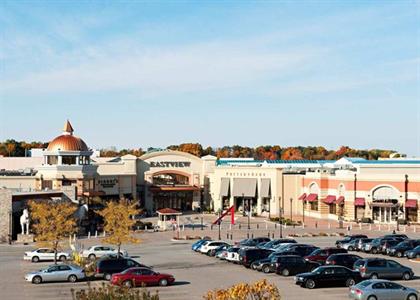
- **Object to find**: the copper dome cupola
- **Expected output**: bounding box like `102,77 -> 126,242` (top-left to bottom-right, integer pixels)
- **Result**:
47,120 -> 89,152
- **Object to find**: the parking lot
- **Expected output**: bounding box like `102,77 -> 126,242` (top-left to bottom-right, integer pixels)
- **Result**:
1,227 -> 420,300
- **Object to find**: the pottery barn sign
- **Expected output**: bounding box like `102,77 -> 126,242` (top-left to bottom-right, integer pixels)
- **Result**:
150,161 -> 191,168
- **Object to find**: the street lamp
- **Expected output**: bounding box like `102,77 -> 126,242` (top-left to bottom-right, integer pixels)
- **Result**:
290,197 -> 293,222
218,210 -> 221,240
279,196 -> 283,238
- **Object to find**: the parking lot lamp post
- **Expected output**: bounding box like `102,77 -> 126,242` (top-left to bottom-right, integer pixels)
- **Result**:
279,196 -> 283,238
302,200 -> 305,223
218,211 -> 221,240
290,198 -> 293,222
248,198 -> 251,230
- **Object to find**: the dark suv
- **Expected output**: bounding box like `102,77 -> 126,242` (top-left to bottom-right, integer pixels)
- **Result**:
325,253 -> 362,269
278,244 -> 319,257
95,258 -> 151,280
304,248 -> 347,264
238,248 -> 273,268
273,255 -> 320,276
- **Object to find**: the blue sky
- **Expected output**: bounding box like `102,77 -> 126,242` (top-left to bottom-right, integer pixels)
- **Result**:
0,1 -> 419,155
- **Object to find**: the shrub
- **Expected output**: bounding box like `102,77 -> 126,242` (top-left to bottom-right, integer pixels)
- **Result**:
204,279 -> 281,300
319,232 -> 328,236
71,282 -> 159,300
360,217 -> 372,224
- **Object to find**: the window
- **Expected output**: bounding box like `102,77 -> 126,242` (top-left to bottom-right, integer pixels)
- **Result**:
42,180 -> 53,190
387,261 -> 401,268
322,269 -> 334,275
62,156 -> 76,165
333,268 -> 346,274
367,260 -> 386,268
48,266 -> 60,272
47,156 -> 58,165
384,282 -> 402,290
372,283 -> 386,289
310,201 -> 318,211
59,265 -> 71,271
141,269 -> 153,275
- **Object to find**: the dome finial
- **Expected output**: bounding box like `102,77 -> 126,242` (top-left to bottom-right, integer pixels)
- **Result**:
63,120 -> 74,135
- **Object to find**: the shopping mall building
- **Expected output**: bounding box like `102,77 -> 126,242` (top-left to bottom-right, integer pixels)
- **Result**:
0,121 -> 419,241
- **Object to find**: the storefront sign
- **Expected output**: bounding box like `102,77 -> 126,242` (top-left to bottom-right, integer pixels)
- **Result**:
150,161 -> 191,168
98,178 -> 118,188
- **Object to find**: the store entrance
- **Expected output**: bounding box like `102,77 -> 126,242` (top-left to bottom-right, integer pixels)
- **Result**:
153,191 -> 193,211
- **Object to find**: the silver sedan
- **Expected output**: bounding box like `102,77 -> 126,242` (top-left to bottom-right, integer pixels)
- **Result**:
349,279 -> 418,300
25,264 -> 86,284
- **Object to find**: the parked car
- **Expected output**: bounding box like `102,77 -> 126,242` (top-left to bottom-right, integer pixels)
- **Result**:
388,240 -> 420,258
24,248 -> 70,263
274,255 -> 320,276
349,279 -> 419,300
260,239 -> 297,250
225,247 -> 241,263
363,238 -> 398,254
341,239 -> 360,251
336,235 -> 368,248
304,247 -> 347,264
211,244 -> 231,257
353,258 -> 414,280
325,253 -> 362,269
381,239 -> 403,255
294,265 -> 362,289
199,241 -> 230,255
277,244 -> 319,257
192,239 -> 211,251
356,238 -> 373,252
110,267 -> 175,287
406,245 -> 420,259
95,258 -> 151,281
251,252 -> 289,273
383,234 -> 408,240
25,264 -> 85,284
81,245 -> 128,260
237,237 -> 271,247
238,248 -> 273,268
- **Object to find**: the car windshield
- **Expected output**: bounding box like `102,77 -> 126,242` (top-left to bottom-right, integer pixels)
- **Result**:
413,245 -> 420,251
309,249 -> 321,256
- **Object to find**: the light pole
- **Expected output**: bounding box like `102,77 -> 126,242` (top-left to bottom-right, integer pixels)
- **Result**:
302,199 -> 305,223
248,198 -> 252,230
290,197 -> 293,222
218,210 -> 221,240
279,196 -> 283,238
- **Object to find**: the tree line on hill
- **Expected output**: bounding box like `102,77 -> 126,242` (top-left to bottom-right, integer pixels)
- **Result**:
0,139 -> 398,161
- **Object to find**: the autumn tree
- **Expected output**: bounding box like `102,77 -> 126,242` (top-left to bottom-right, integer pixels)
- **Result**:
28,200 -> 77,264
204,279 -> 281,300
97,199 -> 140,257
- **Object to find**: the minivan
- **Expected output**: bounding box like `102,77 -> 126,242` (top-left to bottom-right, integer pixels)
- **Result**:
353,258 -> 414,280
95,258 -> 151,281
238,248 -> 273,268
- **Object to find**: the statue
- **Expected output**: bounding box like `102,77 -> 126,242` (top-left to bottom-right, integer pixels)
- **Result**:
20,208 -> 30,235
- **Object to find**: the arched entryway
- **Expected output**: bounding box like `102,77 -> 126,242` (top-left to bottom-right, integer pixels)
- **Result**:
371,186 -> 400,223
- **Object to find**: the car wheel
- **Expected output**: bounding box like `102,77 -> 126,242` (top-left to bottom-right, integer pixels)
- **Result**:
32,256 -> 40,263
345,278 -> 355,287
407,293 -> 418,300
159,278 -> 168,286
59,255 -> 67,262
372,248 -> 378,254
123,280 -> 133,288
104,273 -> 112,281
397,252 -> 403,258
282,268 -> 290,276
88,254 -> 96,260
367,296 -> 377,300
32,276 -> 42,284
263,265 -> 271,274
305,279 -> 315,289
370,273 -> 378,279
68,275 -> 77,283
207,250 -> 212,256
348,246 -> 354,251
403,272 -> 412,281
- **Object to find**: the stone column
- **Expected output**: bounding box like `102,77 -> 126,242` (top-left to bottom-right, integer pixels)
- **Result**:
0,189 -> 12,242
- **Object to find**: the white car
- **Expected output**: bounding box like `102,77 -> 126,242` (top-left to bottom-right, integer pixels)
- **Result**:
81,245 -> 128,260
225,247 -> 240,263
24,248 -> 71,263
199,241 -> 230,255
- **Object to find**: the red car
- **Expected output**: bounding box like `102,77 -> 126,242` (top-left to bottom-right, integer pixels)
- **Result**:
304,247 -> 347,264
111,267 -> 175,287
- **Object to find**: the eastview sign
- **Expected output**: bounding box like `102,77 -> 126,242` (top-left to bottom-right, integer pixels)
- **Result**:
150,161 -> 191,168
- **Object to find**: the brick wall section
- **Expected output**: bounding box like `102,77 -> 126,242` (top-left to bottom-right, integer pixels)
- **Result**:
0,189 -> 12,243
